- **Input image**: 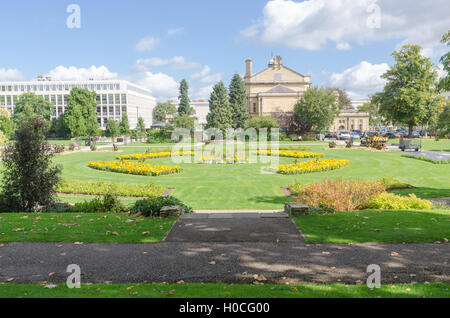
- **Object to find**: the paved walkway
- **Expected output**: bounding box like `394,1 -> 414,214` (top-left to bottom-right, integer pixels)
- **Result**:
1,212 -> 449,285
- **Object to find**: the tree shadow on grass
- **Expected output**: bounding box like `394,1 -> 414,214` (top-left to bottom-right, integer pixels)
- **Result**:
250,195 -> 295,205
390,187 -> 450,199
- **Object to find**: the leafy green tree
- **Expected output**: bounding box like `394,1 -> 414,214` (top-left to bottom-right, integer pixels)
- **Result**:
172,114 -> 195,130
119,114 -> 131,136
69,88 -> 99,137
293,87 -> 339,133
438,31 -> 449,91
245,116 -> 280,129
335,88 -> 352,110
178,79 -> 193,115
64,99 -> 85,137
50,114 -> 70,139
105,120 -> 119,139
154,102 -> 177,122
12,93 -> 52,127
136,116 -> 147,139
229,74 -> 249,128
0,109 -> 13,139
206,81 -> 233,132
1,114 -> 62,212
436,100 -> 450,137
374,45 -> 441,137
359,100 -> 383,127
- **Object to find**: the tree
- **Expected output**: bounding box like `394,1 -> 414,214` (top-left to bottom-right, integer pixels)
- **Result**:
154,102 -> 177,122
438,31 -> 450,91
67,88 -> 99,137
293,87 -> 339,134
335,88 -> 352,110
229,74 -> 249,128
171,114 -> 195,130
105,120 -> 119,139
375,45 -> 441,137
12,93 -> 52,127
64,99 -> 86,137
436,100 -> 450,137
206,81 -> 233,132
136,116 -> 147,139
178,79 -> 193,115
0,108 -> 13,139
359,100 -> 383,128
50,114 -> 70,139
119,114 -> 131,136
1,114 -> 62,212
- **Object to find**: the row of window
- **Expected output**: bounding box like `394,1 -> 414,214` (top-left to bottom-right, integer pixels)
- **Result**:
0,83 -> 121,93
0,94 -> 127,106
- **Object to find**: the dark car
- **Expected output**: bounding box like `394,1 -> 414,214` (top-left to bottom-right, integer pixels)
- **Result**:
324,132 -> 335,139
382,132 -> 398,139
351,130 -> 363,137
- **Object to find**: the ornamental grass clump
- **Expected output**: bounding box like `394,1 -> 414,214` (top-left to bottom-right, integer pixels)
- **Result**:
367,193 -> 433,210
295,178 -> 386,212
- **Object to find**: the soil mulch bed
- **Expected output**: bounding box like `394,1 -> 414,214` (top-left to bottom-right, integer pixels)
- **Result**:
282,187 -> 296,198
58,188 -> 175,199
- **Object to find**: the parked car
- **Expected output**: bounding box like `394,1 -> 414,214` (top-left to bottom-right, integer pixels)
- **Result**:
337,130 -> 351,140
381,132 -> 398,139
351,130 -> 363,137
325,132 -> 336,139
412,131 -> 420,138
350,132 -> 360,139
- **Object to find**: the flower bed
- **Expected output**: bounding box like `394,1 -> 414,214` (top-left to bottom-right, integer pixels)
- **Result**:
56,180 -> 166,197
276,159 -> 349,175
88,160 -> 182,176
117,151 -> 193,161
255,150 -> 324,158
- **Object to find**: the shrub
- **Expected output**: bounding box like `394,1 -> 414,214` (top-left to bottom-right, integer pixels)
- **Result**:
367,193 -> 433,210
70,191 -> 128,213
377,177 -> 413,190
345,140 -> 353,148
113,143 -> 119,151
147,129 -> 173,144
328,141 -> 336,148
56,180 -> 166,197
90,143 -> 97,151
52,144 -> 65,153
1,115 -> 62,212
293,178 -> 386,212
68,143 -> 77,151
130,196 -> 193,217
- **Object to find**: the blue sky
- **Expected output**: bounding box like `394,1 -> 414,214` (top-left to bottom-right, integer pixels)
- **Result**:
0,0 -> 448,101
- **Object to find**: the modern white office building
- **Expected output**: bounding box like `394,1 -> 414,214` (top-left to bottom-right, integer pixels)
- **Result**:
0,79 -> 156,129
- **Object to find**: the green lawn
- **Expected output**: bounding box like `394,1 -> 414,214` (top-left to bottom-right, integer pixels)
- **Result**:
292,209 -> 450,243
45,141 -> 450,210
0,213 -> 176,243
0,283 -> 447,298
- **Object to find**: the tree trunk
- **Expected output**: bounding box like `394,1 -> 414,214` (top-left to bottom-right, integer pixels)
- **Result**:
408,124 -> 413,138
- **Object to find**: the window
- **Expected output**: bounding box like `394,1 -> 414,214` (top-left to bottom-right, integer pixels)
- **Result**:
0,96 -> 5,105
64,95 -> 68,105
115,94 -> 120,104
51,95 -> 56,105
7,96 -> 12,106
121,94 -> 127,104
115,106 -> 120,115
102,94 -> 107,104
115,83 -> 120,90
109,84 -> 114,90
108,94 -> 113,104
96,95 -> 101,104
103,106 -> 107,114
253,103 -> 257,113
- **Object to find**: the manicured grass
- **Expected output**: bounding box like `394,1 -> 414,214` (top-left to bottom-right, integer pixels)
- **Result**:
46,142 -> 450,210
391,188 -> 450,199
0,283 -> 447,298
0,213 -> 175,243
292,209 -> 450,243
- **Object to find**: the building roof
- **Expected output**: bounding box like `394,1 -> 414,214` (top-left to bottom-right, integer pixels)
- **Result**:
265,85 -> 297,94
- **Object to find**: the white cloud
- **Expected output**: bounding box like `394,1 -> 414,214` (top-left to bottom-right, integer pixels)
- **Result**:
133,56 -> 201,72
0,67 -> 25,81
241,0 -> 449,55
46,65 -> 118,81
168,27 -> 184,35
135,36 -> 160,51
190,65 -> 223,83
193,85 -> 214,100
136,72 -> 179,100
336,42 -> 351,51
329,61 -> 389,96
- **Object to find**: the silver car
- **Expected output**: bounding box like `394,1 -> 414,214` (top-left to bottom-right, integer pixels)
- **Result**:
338,130 -> 351,140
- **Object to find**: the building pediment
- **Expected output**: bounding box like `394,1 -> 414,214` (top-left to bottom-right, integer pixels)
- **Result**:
265,85 -> 297,94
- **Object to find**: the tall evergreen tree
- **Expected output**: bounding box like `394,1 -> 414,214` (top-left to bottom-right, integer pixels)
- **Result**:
136,116 -> 147,139
206,81 -> 233,133
229,74 -> 249,128
119,114 -> 131,136
178,79 -> 193,115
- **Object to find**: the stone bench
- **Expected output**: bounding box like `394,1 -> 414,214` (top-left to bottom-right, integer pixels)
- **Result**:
284,202 -> 309,216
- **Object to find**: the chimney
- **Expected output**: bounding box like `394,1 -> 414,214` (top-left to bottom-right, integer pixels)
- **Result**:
245,58 -> 252,79
275,56 -> 282,68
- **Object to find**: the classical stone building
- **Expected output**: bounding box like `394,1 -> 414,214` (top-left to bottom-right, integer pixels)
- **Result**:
244,56 -> 311,116
244,56 -> 369,132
